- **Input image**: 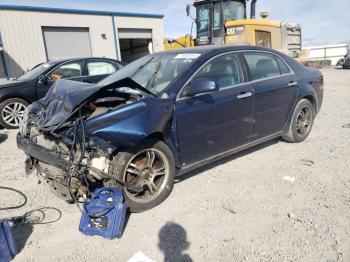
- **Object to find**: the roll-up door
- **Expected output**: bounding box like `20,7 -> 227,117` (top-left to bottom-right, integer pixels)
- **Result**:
118,28 -> 153,63
118,28 -> 152,39
42,27 -> 92,61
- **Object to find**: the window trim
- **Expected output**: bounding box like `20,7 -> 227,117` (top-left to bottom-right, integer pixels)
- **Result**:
43,58 -> 121,81
176,50 -> 294,101
48,59 -> 85,81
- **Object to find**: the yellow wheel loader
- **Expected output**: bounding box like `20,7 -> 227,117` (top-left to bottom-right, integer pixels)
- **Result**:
164,0 -> 301,58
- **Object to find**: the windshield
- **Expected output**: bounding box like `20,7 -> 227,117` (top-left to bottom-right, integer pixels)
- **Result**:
99,53 -> 201,96
18,62 -> 54,81
224,1 -> 245,21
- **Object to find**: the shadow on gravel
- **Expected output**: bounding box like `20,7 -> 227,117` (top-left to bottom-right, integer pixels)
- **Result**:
12,222 -> 33,253
158,222 -> 192,262
0,133 -> 8,144
12,207 -> 62,253
176,138 -> 279,183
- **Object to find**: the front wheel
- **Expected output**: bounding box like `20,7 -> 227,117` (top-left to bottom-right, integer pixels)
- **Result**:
282,99 -> 315,143
109,139 -> 175,212
0,98 -> 29,129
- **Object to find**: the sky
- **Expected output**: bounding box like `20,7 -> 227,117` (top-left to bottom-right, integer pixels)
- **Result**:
0,0 -> 349,46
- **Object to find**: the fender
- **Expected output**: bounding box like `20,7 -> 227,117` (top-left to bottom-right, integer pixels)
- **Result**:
84,97 -> 181,167
284,79 -> 318,131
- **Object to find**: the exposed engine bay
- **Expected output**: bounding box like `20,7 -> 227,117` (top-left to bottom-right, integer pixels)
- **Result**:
17,80 -> 147,203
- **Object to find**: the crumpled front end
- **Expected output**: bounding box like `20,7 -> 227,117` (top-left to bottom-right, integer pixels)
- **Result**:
16,78 -> 175,203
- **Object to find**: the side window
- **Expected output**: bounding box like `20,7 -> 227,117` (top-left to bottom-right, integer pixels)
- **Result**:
243,52 -> 282,81
276,56 -> 291,74
255,31 -> 272,48
192,53 -> 245,89
49,61 -> 83,80
213,2 -> 221,28
87,61 -> 119,76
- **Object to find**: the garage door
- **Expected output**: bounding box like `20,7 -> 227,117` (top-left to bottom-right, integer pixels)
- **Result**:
43,27 -> 92,61
118,29 -> 152,63
118,28 -> 152,39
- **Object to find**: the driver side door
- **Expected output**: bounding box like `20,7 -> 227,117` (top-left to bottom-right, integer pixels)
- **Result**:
36,60 -> 85,99
174,52 -> 254,166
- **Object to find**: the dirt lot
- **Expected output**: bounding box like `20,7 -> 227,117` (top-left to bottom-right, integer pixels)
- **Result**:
0,68 -> 349,262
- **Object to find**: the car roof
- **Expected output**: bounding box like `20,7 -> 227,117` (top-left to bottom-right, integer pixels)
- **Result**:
158,44 -> 258,55
46,57 -> 120,65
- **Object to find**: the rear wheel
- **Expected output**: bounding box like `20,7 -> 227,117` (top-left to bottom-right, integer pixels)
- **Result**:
0,98 -> 29,129
109,139 -> 175,212
282,99 -> 314,143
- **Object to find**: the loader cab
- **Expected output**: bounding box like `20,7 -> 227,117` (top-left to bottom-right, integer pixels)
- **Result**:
194,0 -> 247,46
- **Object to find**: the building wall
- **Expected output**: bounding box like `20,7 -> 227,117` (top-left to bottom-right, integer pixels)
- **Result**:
0,9 -> 118,78
304,44 -> 348,66
114,16 -> 164,55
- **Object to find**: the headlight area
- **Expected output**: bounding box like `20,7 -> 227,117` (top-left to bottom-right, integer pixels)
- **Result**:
17,115 -> 126,203
18,107 -> 30,136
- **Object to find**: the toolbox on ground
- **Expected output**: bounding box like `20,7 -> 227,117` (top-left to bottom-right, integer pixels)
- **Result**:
79,188 -> 127,239
0,219 -> 17,262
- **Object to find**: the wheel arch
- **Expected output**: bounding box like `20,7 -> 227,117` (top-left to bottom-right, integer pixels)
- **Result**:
136,131 -> 181,169
0,95 -> 31,105
301,95 -> 317,113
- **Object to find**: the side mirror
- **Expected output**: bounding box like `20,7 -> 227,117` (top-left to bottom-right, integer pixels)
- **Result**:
186,4 -> 191,17
184,79 -> 219,97
38,75 -> 49,85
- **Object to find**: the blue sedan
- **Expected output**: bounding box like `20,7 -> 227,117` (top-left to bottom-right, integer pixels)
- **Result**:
17,45 -> 323,212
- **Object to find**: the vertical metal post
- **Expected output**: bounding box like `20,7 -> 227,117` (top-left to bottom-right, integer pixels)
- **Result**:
111,15 -> 121,61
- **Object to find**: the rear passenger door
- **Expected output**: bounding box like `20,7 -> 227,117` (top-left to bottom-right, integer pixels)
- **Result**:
84,59 -> 121,83
242,51 -> 298,140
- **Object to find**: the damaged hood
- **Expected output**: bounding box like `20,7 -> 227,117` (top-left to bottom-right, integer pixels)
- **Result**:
31,78 -> 151,130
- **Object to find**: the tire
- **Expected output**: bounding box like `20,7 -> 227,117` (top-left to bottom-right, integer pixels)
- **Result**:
0,98 -> 29,129
282,99 -> 315,143
109,139 -> 175,212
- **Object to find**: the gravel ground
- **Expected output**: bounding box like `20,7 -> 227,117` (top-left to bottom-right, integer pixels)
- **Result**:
0,68 -> 349,262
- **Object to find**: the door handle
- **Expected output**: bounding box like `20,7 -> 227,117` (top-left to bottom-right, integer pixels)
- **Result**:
288,81 -> 298,87
237,92 -> 252,99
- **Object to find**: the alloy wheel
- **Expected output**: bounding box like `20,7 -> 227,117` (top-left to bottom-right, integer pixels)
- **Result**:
296,106 -> 312,136
123,148 -> 170,203
1,102 -> 27,128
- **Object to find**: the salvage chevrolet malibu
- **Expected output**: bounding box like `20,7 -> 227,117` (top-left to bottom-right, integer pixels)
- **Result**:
17,45 -> 323,212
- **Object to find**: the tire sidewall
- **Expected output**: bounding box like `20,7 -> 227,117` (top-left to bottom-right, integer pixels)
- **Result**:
110,139 -> 175,213
286,99 -> 315,143
0,98 -> 29,129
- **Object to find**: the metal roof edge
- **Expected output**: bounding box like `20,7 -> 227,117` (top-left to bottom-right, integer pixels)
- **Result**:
0,4 -> 164,19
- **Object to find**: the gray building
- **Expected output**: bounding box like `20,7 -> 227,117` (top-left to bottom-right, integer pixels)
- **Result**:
0,5 -> 165,80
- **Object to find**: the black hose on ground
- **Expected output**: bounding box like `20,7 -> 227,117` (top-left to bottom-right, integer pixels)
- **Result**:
0,186 -> 27,211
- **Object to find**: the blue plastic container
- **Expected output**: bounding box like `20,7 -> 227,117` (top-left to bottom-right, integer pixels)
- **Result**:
79,188 -> 127,239
0,219 -> 17,262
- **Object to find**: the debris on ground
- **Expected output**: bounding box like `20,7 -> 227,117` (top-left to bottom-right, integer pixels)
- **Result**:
301,159 -> 315,166
222,206 -> 237,215
127,251 -> 156,262
283,176 -> 296,183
